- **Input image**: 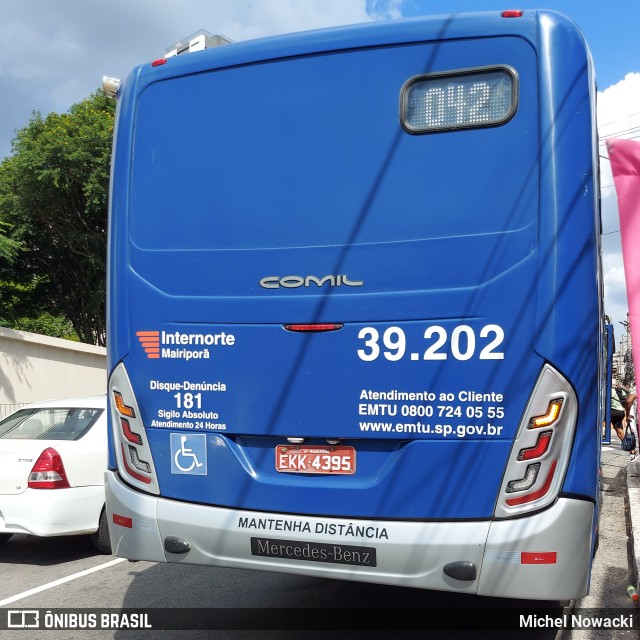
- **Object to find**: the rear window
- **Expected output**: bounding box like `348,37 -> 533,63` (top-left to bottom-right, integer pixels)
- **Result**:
130,39 -> 537,252
0,407 -> 103,441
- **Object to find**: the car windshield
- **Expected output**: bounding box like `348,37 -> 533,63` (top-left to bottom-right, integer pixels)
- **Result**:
0,407 -> 103,440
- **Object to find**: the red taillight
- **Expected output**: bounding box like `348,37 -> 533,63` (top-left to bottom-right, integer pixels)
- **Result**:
28,448 -> 70,489
121,417 -> 143,445
501,10 -> 524,18
495,365 -> 576,518
518,430 -> 553,461
110,362 -> 160,495
284,323 -> 343,332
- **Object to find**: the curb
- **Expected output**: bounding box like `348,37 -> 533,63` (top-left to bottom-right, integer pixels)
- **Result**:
626,457 -> 640,590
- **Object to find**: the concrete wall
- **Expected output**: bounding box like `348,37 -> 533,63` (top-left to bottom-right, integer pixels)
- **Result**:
0,327 -> 106,418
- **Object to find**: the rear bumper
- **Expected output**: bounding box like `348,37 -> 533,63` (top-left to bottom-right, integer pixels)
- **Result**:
0,486 -> 104,537
106,470 -> 593,600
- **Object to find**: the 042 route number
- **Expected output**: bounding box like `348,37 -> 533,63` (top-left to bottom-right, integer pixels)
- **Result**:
357,325 -> 504,362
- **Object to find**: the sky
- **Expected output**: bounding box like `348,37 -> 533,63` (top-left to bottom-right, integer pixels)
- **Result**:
1,0 -> 639,340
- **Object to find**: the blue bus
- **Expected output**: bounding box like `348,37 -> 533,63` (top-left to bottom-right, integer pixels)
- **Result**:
105,10 -> 603,600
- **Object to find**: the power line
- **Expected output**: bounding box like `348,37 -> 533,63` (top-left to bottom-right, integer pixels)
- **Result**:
599,127 -> 640,144
599,111 -> 640,129
598,119 -> 640,153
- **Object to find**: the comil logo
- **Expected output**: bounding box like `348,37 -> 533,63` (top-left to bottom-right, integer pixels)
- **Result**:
137,331 -> 160,359
259,274 -> 364,289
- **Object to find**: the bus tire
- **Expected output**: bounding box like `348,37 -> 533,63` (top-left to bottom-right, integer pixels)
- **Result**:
90,507 -> 112,554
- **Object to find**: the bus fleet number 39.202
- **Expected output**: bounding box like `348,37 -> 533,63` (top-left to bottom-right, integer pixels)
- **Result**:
356,324 -> 505,362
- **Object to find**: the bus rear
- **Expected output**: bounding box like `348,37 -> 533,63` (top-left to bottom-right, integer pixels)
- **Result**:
105,10 -> 602,600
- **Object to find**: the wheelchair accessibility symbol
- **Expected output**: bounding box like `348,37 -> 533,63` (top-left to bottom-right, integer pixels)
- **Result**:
170,433 -> 207,475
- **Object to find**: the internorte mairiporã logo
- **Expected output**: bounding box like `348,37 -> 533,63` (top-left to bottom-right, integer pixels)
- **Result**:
136,331 -> 161,358
136,330 -> 236,360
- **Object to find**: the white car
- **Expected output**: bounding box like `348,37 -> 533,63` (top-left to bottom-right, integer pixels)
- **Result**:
0,395 -> 110,553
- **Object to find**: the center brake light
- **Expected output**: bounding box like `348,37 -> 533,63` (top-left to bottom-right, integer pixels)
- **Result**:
28,448 -> 70,489
495,364 -> 577,518
284,323 -> 343,332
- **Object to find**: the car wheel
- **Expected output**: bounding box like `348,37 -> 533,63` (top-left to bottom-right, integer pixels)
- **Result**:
0,533 -> 13,544
90,508 -> 112,554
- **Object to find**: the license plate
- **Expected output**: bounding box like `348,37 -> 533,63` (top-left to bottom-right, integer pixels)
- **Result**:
275,445 -> 355,475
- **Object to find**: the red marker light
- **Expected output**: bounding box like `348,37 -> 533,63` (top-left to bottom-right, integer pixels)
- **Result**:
113,513 -> 133,528
521,552 -> 557,565
151,58 -> 167,67
501,10 -> 524,18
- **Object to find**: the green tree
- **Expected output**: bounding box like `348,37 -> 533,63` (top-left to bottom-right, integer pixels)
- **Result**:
0,278 -> 79,340
0,221 -> 19,262
0,90 -> 114,346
